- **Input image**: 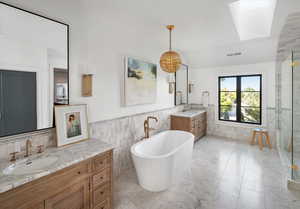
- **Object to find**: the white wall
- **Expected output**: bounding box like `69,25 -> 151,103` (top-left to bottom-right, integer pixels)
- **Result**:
3,0 -> 177,123
77,0 -> 176,122
189,62 -> 276,126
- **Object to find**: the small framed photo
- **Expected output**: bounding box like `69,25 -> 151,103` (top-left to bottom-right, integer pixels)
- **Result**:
54,104 -> 89,147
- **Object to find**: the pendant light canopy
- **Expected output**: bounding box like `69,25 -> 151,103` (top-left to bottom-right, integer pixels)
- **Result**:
160,25 -> 182,73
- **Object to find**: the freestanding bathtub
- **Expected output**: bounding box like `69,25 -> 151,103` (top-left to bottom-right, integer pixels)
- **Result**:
131,130 -> 194,192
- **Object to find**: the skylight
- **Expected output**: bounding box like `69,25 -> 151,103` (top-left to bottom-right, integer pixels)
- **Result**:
229,0 -> 277,41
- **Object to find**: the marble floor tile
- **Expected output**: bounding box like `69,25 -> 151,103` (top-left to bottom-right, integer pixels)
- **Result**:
217,177 -> 242,197
202,188 -> 239,209
237,189 -> 265,209
241,178 -> 265,193
114,136 -> 297,209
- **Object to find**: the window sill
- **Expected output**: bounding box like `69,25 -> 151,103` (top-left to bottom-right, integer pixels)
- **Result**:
216,120 -> 265,128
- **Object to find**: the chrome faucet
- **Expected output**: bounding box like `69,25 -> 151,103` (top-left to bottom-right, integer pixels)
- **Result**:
144,116 -> 158,139
24,139 -> 32,157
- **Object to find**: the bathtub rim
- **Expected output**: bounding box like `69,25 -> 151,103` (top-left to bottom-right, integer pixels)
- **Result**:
131,130 -> 194,159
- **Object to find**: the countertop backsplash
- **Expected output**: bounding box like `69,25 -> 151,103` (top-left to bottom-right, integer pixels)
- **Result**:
0,130 -> 56,162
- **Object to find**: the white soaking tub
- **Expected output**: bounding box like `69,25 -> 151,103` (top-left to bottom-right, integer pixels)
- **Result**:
131,130 -> 194,192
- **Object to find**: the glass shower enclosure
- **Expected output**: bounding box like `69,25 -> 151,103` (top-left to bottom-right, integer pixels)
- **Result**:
278,49 -> 300,182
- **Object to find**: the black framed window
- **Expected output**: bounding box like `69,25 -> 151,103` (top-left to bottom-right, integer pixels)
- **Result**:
218,75 -> 262,124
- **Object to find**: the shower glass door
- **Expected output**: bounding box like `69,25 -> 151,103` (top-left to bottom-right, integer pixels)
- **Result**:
280,51 -> 293,179
292,49 -> 300,181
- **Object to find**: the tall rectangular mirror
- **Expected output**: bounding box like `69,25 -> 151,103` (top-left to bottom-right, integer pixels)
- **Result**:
0,2 -> 69,137
175,64 -> 189,105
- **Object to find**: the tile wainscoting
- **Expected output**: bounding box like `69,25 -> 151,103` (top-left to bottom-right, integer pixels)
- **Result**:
89,105 -> 184,177
0,103 -> 276,178
190,104 -> 277,146
0,105 -> 184,178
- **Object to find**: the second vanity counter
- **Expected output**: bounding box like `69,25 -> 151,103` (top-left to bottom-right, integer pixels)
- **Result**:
171,109 -> 207,141
171,109 -> 206,118
0,139 -> 114,194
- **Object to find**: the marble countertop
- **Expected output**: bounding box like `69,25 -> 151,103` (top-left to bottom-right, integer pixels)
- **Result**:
171,109 -> 206,118
0,139 -> 114,194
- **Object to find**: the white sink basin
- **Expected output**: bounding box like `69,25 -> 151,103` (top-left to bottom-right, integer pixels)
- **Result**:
3,156 -> 58,175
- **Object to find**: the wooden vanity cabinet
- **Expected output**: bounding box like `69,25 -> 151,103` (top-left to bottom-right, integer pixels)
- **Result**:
0,150 -> 113,209
24,202 -> 44,209
45,179 -> 90,209
171,112 -> 207,141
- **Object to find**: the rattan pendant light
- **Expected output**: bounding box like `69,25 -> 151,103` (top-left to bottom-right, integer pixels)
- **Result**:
160,25 -> 182,73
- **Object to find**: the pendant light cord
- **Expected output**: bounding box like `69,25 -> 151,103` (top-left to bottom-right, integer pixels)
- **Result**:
169,28 -> 172,51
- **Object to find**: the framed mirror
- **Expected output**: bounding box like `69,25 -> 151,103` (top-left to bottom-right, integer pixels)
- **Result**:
0,2 -> 69,137
175,64 -> 189,105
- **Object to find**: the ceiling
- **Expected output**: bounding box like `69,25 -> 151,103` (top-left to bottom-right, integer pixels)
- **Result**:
102,0 -> 300,68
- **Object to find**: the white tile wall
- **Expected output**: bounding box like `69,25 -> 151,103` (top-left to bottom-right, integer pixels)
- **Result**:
190,104 -> 276,146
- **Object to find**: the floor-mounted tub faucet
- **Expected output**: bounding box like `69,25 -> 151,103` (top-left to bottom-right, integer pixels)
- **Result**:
144,116 -> 158,139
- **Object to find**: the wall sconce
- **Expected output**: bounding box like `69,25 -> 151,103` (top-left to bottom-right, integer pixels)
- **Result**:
188,82 -> 194,94
82,74 -> 93,97
80,64 -> 95,97
167,74 -> 175,94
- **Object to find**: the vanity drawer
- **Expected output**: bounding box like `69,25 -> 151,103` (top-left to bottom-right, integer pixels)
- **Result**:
94,199 -> 111,209
200,115 -> 207,123
57,161 -> 90,183
92,154 -> 109,171
191,120 -> 196,128
92,151 -> 112,171
92,183 -> 110,207
92,169 -> 109,188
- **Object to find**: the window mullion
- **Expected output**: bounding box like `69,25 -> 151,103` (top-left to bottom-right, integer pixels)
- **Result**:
237,76 -> 241,122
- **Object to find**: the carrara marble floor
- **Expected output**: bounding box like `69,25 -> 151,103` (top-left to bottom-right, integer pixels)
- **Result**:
114,136 -> 300,209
